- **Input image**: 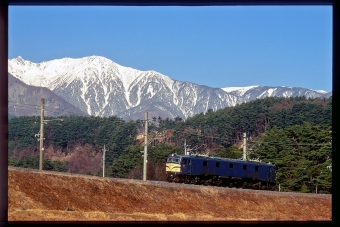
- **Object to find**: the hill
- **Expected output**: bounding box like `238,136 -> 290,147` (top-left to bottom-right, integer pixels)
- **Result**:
8,73 -> 88,118
8,167 -> 332,221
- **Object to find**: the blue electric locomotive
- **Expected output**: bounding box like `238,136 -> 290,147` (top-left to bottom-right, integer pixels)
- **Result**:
166,153 -> 277,190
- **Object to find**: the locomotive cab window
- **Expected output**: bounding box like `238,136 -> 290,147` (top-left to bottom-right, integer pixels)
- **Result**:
216,162 -> 220,167
181,159 -> 187,164
243,165 -> 247,170
168,157 -> 180,163
255,166 -> 259,171
203,161 -> 207,166
229,163 -> 234,168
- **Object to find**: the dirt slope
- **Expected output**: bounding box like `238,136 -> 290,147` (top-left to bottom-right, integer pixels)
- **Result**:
8,167 -> 332,221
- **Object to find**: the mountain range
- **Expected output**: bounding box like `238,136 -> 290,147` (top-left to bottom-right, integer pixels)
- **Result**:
8,56 -> 332,120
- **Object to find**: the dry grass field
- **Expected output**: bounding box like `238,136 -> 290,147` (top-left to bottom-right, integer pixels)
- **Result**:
8,166 -> 332,222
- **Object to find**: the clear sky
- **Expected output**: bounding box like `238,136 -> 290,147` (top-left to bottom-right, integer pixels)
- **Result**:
8,5 -> 332,92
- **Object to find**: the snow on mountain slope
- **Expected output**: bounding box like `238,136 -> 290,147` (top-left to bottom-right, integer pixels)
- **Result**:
9,56 -> 240,120
8,56 -> 332,120
222,86 -> 259,96
222,85 -> 331,102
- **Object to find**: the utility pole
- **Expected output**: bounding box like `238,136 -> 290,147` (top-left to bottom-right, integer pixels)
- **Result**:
39,98 -> 45,170
36,99 -> 63,171
184,139 -> 187,155
143,112 -> 148,181
102,144 -> 108,178
243,132 -> 247,161
315,171 -> 322,194
316,182 -> 318,194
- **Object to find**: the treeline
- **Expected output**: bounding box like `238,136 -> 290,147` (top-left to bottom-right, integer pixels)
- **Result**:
160,96 -> 332,150
8,96 -> 332,193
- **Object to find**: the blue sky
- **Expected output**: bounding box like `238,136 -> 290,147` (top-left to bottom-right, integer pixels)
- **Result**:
8,5 -> 332,92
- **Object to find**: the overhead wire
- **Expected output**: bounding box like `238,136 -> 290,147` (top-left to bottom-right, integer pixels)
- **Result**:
8,101 -> 88,117
173,130 -> 332,147
173,130 -> 238,144
249,141 -> 331,147
8,101 -> 40,108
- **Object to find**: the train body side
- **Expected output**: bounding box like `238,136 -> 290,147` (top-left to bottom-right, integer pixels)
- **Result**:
166,153 -> 277,189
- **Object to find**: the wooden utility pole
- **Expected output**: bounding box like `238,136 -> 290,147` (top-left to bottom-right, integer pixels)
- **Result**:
143,112 -> 148,181
243,132 -> 247,161
39,98 -> 45,170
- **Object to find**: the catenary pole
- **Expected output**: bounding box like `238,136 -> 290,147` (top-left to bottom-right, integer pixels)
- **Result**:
39,98 -> 45,170
102,144 -> 108,178
243,132 -> 247,161
143,112 -> 148,181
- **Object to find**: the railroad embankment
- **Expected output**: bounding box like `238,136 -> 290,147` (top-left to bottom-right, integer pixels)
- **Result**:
8,166 -> 332,221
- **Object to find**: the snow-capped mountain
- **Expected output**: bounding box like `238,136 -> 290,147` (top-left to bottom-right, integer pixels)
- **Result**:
8,56 -> 332,120
221,85 -> 331,102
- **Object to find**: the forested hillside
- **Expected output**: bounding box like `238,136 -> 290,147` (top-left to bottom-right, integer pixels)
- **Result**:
158,96 -> 331,149
8,96 -> 332,193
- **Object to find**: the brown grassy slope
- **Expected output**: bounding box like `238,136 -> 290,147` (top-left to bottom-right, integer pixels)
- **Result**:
8,167 -> 332,221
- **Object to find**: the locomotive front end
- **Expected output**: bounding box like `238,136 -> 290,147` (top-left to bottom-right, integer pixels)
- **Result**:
165,153 -> 183,182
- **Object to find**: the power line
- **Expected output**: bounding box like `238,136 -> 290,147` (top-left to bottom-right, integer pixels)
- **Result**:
174,131 -> 238,143
8,101 -> 40,108
283,161 -> 313,192
8,101 -> 88,116
146,129 -> 333,148
248,140 -> 331,147
8,101 -> 74,109
174,131 -> 332,147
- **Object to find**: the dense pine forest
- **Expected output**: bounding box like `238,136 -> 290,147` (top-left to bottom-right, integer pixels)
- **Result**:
8,96 -> 332,193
